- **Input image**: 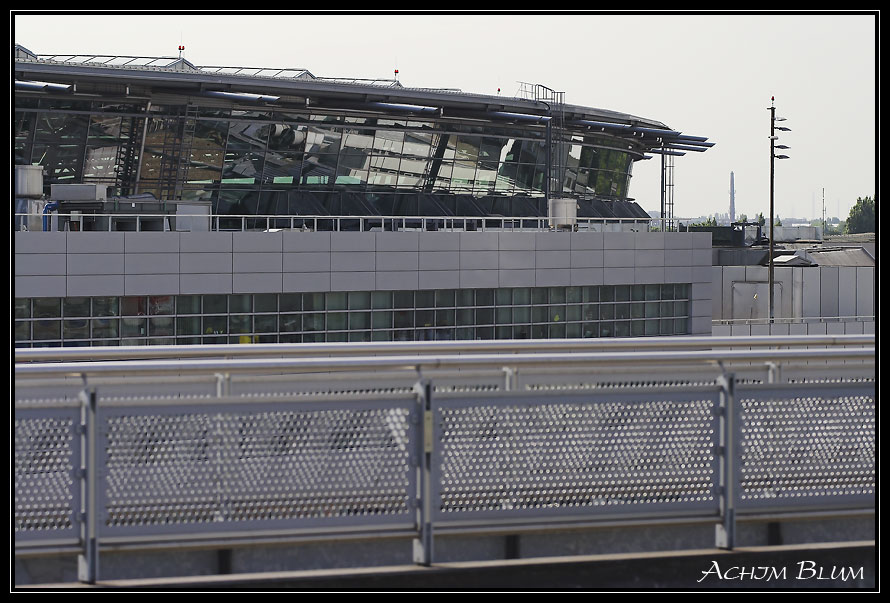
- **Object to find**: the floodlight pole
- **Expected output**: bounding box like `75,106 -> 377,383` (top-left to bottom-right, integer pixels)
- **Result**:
769,99 -> 775,323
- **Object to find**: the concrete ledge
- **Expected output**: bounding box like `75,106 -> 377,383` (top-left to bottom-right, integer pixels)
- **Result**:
20,541 -> 875,590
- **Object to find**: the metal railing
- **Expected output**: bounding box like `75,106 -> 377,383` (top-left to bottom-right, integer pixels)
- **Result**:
14,336 -> 875,583
14,212 -> 669,234
713,316 -> 875,325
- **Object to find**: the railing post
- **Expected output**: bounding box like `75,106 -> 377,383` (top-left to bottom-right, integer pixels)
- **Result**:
715,372 -> 737,550
412,377 -> 434,566
77,385 -> 99,584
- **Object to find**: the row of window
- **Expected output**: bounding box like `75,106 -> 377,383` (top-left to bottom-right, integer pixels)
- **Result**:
15,100 -> 636,202
14,285 -> 690,347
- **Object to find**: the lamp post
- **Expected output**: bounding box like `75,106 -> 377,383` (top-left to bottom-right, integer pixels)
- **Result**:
768,97 -> 790,322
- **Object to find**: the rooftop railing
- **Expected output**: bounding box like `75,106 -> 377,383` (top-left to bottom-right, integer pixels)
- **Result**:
14,212 -> 671,234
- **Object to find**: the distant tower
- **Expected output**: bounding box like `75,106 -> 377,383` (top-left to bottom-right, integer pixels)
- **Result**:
729,172 -> 736,222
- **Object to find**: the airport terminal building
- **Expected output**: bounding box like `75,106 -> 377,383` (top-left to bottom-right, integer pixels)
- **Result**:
13,44 -> 714,347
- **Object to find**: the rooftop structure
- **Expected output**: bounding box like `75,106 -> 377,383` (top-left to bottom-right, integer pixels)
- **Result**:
14,44 -> 715,348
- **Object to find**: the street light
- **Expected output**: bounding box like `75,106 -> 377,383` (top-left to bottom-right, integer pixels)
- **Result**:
769,96 -> 790,322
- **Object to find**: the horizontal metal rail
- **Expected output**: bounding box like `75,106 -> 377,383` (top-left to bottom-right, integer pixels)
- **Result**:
14,346 -> 875,379
13,334 -> 875,363
714,316 -> 874,325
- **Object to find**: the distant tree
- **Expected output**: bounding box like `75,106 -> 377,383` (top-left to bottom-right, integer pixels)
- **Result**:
845,196 -> 875,234
738,213 -> 748,223
691,216 -> 718,227
755,212 -> 766,226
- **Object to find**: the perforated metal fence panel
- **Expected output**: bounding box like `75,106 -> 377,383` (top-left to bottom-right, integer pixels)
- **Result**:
96,396 -> 418,538
14,406 -> 82,546
735,382 -> 875,512
431,389 -> 721,523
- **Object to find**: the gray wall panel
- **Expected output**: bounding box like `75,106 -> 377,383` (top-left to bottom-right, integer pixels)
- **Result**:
376,252 -> 419,271
331,232 -> 375,252
66,232 -> 124,254
820,266 -> 840,317
179,273 -> 233,295
603,232 -> 634,250
67,253 -> 124,275
125,274 -> 180,296
282,232 -> 331,252
15,275 -> 68,297
499,269 -> 536,287
233,232 -> 283,253
603,268 -> 628,285
569,250 -> 603,268
569,268 -> 603,286
665,248 -> 692,267
180,253 -> 233,274
124,232 -> 180,253
180,232 -> 232,253
535,250 -> 571,269
569,231 -> 604,250
15,231 -> 67,254
634,267 -> 665,284
377,271 -> 419,290
664,232 -> 692,249
856,267 -> 874,317
535,268 -> 571,287
419,252 -> 459,271
635,249 -> 665,267
233,253 -> 284,274
838,266 -> 857,317
234,273 -> 283,294
802,268 -> 821,317
419,270 -> 460,290
126,253 -> 179,274
603,250 -> 634,268
283,273 -> 330,292
282,252 -> 330,273
634,232 -> 664,250
460,270 -> 499,288
419,232 -> 460,251
535,232 -> 572,250
461,250 -> 499,270
691,265 -> 712,284
665,266 -> 693,284
375,232 -> 419,252
331,251 -> 375,272
460,232 -> 500,251
66,274 -> 123,297
15,254 -> 68,276
499,250 -> 535,270
499,232 -> 537,251
331,272 -> 376,292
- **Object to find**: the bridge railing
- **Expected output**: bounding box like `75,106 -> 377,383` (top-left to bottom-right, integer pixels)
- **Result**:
14,336 -> 875,583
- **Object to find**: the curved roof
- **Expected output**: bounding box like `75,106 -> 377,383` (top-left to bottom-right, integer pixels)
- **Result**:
14,44 -> 713,156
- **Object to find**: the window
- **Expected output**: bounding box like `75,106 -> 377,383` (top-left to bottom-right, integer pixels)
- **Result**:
14,285 -> 692,347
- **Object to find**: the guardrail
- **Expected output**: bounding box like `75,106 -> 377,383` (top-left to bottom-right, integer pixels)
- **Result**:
14,212 -> 668,233
14,336 -> 875,583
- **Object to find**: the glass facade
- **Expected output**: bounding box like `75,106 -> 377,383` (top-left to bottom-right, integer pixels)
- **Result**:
15,98 -> 639,215
15,285 -> 690,347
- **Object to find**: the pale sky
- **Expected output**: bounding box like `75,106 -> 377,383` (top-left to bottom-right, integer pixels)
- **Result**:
12,12 -> 878,222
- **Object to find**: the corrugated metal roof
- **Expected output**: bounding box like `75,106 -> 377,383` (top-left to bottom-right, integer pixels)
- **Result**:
804,247 -> 875,267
